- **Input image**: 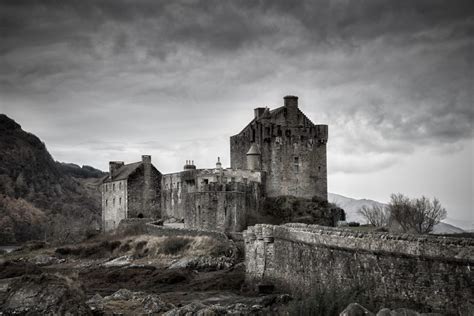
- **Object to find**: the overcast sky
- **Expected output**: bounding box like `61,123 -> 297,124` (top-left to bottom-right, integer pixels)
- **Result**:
1,0 -> 473,228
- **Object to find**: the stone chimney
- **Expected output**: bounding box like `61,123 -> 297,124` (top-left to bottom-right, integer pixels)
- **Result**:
184,160 -> 196,170
284,95 -> 299,125
284,95 -> 298,108
142,155 -> 151,165
142,155 -> 152,215
254,107 -> 266,119
109,161 -> 124,178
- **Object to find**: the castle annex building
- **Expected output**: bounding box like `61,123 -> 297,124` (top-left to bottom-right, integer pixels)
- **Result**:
102,96 -> 328,232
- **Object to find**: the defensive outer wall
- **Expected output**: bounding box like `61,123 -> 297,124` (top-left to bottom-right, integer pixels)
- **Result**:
244,223 -> 474,315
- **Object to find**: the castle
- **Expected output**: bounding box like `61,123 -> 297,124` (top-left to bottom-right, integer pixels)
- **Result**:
102,95 -> 328,232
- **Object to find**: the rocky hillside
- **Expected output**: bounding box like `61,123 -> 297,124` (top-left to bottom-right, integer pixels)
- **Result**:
0,114 -> 106,244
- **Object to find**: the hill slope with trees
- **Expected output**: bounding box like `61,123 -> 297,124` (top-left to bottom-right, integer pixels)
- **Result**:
0,114 -> 106,244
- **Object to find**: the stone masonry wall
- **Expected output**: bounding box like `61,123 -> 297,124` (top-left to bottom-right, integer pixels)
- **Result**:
162,168 -> 264,232
127,165 -> 162,219
102,180 -> 127,231
230,101 -> 328,200
244,223 -> 474,315
184,181 -> 263,232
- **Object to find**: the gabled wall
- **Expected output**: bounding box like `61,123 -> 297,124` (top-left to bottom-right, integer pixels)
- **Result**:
127,164 -> 162,219
102,180 -> 127,231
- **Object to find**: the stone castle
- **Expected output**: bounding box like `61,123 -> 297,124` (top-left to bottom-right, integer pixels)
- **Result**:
102,95 -> 328,232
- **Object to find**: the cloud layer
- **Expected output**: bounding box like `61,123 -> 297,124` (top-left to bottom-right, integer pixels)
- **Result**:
1,0 -> 473,221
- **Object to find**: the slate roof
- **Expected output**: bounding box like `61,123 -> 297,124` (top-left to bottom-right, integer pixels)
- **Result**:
233,105 -> 315,136
104,161 -> 142,182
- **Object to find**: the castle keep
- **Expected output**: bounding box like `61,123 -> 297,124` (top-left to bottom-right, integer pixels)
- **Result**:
102,95 -> 328,232
230,95 -> 328,200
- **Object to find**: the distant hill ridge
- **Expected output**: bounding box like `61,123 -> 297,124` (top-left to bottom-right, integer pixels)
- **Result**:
328,192 -> 465,234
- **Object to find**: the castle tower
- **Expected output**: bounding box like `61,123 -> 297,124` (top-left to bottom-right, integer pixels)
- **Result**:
246,143 -> 261,170
230,95 -> 328,201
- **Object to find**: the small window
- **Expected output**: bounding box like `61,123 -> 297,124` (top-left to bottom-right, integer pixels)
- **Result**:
105,199 -> 108,206
203,179 -> 209,184
119,197 -> 122,205
113,183 -> 115,191
294,157 -> 299,163
119,182 -> 122,190
231,177 -> 236,182
113,198 -> 115,206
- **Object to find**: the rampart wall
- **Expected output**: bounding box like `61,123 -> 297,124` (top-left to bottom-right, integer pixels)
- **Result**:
244,223 -> 474,315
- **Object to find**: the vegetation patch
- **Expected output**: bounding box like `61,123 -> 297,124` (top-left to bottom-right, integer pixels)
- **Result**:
250,195 -> 345,227
161,237 -> 191,255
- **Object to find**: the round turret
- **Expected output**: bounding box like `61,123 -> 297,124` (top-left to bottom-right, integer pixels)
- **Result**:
246,143 -> 261,170
216,157 -> 222,170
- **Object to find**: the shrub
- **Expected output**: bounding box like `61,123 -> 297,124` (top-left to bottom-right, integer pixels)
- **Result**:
358,204 -> 389,227
388,194 -> 447,234
161,237 -> 190,255
348,222 -> 360,227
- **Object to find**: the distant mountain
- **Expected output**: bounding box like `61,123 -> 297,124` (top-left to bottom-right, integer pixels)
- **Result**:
431,222 -> 465,234
328,192 -> 464,235
0,114 -> 105,244
328,193 -> 385,224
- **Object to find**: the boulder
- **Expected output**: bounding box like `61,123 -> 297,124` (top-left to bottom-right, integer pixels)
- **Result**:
340,303 -> 375,316
1,273 -> 91,315
142,294 -> 175,314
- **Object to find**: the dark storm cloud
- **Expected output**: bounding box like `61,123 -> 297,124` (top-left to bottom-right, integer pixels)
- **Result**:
1,0 -> 473,174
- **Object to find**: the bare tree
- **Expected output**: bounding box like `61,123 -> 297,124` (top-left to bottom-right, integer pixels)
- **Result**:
357,204 -> 389,227
388,193 -> 447,234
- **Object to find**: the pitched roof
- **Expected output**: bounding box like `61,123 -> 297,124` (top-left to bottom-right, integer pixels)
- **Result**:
104,161 -> 142,182
232,105 -> 315,136
246,143 -> 261,155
